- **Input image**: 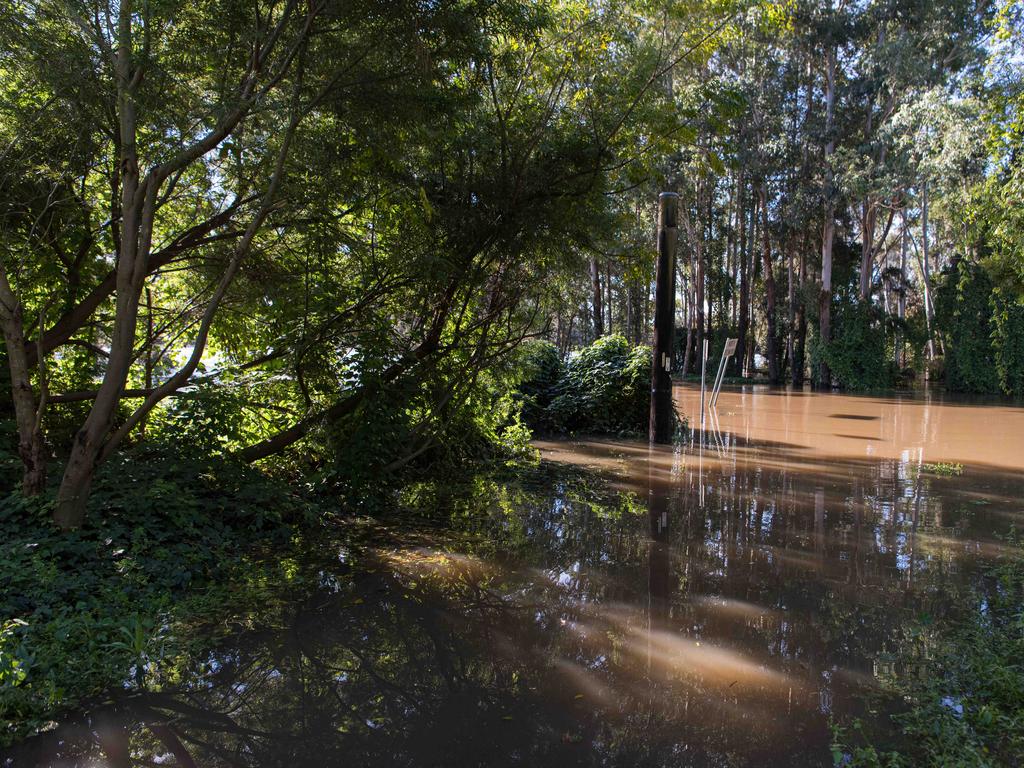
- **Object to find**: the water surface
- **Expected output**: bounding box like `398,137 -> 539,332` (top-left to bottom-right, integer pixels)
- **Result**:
5,385 -> 1023,767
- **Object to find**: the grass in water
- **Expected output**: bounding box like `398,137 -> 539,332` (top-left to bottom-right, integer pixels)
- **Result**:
922,462 -> 965,476
833,537 -> 1024,766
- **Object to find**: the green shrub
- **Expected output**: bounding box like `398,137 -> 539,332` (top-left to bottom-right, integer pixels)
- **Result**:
821,300 -> 896,390
0,446 -> 315,743
327,362 -> 535,500
149,385 -> 250,453
897,310 -> 931,379
513,340 -> 564,433
520,334 -> 653,436
935,260 -> 1001,394
992,297 -> 1024,397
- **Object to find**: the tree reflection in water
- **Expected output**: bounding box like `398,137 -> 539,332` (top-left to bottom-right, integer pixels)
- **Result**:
5,432 -> 1021,767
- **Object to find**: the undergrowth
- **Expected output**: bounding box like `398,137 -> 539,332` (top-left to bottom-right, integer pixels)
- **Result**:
516,335 -> 669,437
833,539 -> 1024,767
0,443 -> 327,746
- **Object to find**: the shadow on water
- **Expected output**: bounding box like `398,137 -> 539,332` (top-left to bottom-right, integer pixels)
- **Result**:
717,382 -> 1024,410
5,391 -> 1024,767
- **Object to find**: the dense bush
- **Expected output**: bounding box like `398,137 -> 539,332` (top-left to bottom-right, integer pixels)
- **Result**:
513,340 -> 564,433
0,445 -> 319,743
517,335 -> 654,436
931,260 -> 1024,397
148,385 -> 252,453
935,260 -> 1002,394
992,296 -> 1024,397
328,364 -> 534,500
819,299 -> 896,390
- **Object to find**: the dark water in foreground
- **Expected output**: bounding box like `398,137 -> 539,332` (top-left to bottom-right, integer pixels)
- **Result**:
6,386 -> 1024,767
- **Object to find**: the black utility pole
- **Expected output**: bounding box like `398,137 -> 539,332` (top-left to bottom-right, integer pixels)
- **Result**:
650,192 -> 679,444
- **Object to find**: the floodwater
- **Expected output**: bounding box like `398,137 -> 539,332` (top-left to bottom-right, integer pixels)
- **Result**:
5,385 -> 1024,767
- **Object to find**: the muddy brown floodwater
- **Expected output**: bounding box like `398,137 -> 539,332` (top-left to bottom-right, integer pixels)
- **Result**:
5,385 -> 1024,767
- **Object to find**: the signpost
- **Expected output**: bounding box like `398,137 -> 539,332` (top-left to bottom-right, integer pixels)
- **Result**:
710,337 -> 738,409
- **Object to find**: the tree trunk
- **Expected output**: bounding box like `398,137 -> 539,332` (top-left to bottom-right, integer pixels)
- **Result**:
650,192 -> 678,444
624,273 -> 633,343
921,179 -> 935,362
859,199 -> 877,301
760,185 -> 780,385
140,287 -> 154,440
695,230 -> 704,365
817,46 -> 837,389
819,220 -> 835,389
786,236 -> 795,382
898,208 -> 907,368
744,192 -> 759,376
605,260 -> 613,334
642,274 -> 649,341
631,275 -> 644,343
727,175 -> 736,329
590,257 -> 604,339
54,194 -> 151,528
882,235 -> 891,315
734,175 -> 748,376
858,24 -> 894,305
705,182 -> 714,348
53,8 -> 153,528
50,0 -> 310,527
680,200 -> 705,376
0,270 -> 47,495
793,239 -> 808,386
682,271 -> 694,376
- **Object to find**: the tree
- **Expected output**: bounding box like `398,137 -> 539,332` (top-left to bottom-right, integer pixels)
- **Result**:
2,0 -> 542,526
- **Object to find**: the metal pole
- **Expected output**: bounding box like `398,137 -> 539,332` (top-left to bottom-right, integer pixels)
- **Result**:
711,352 -> 728,409
650,192 -> 679,444
710,338 -> 737,409
699,338 -> 708,429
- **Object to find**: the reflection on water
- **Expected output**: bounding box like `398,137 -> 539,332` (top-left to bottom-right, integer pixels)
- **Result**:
5,387 -> 1024,767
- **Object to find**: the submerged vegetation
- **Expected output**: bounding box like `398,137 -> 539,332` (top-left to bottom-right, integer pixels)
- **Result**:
835,545 -> 1024,767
